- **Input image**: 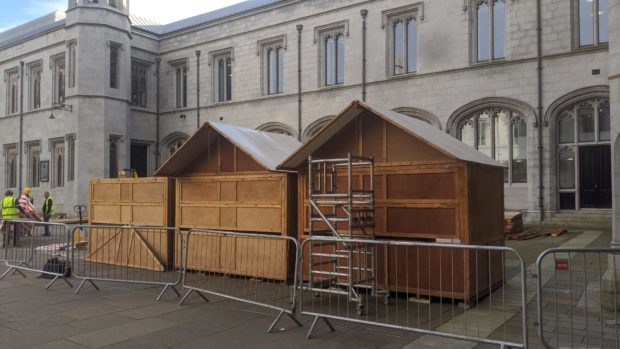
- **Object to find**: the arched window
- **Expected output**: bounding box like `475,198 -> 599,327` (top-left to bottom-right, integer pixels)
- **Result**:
392,107 -> 441,129
457,108 -> 527,183
557,98 -> 610,210
303,116 -> 335,141
475,0 -> 505,62
256,122 -> 297,138
161,132 -> 190,163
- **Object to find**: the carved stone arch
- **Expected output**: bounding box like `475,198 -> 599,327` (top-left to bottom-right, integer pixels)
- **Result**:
392,107 -> 442,130
543,86 -> 610,126
256,122 -> 298,139
161,131 -> 190,162
447,97 -> 537,136
303,115 -> 335,142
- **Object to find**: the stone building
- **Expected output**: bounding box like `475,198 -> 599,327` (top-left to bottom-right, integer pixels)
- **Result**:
0,0 -> 617,225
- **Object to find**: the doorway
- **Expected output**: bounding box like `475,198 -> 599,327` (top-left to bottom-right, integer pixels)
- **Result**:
579,145 -> 611,208
130,143 -> 149,178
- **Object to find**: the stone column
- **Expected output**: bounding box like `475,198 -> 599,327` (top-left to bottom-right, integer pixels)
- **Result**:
602,0 -> 620,310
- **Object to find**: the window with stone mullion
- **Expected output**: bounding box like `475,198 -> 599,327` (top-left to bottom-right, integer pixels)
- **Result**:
175,65 -> 187,108
324,33 -> 344,86
393,16 -> 417,75
216,56 -> 232,102
476,0 -> 505,62
578,0 -> 608,47
267,46 -> 284,95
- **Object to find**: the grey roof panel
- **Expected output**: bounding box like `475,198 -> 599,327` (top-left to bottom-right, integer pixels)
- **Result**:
0,12 -> 66,51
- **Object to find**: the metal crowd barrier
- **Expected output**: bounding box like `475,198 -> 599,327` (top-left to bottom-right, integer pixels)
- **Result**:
0,220 -> 73,289
179,229 -> 303,333
536,247 -> 620,349
71,225 -> 184,300
300,237 -> 528,348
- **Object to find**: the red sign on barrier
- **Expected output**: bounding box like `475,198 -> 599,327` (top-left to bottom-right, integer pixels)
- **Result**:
555,259 -> 569,271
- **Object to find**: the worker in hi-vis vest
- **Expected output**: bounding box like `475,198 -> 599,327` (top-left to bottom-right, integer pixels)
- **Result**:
1,189 -> 20,247
42,192 -> 54,236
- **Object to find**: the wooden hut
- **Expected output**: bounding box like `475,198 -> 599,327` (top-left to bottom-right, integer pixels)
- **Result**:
278,100 -> 506,301
155,122 -> 301,280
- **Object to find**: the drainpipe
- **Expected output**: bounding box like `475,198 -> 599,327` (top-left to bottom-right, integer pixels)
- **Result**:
360,9 -> 368,102
296,24 -> 303,141
18,61 -> 24,192
155,57 -> 161,169
536,0 -> 545,222
195,50 -> 201,130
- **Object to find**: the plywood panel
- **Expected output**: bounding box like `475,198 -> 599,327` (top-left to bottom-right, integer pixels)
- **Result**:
92,205 -> 120,223
220,207 -> 236,227
237,207 -> 281,232
121,206 -> 132,223
361,112 -> 384,162
386,173 -> 456,200
181,207 -> 219,228
134,183 -> 165,202
93,183 -> 121,202
133,206 -> 166,226
386,207 -> 456,237
181,181 -> 219,202
236,149 -> 264,172
237,180 -> 280,202
220,181 -> 236,201
386,123 -> 450,162
220,138 -> 235,172
121,184 -> 132,202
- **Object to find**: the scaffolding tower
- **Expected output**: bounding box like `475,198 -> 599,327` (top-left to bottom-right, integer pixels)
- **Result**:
306,153 -> 386,315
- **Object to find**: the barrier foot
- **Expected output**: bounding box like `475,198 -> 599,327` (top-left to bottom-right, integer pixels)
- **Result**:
75,279 -> 99,295
266,310 -> 304,333
44,275 -> 72,290
178,289 -> 209,306
156,284 -> 182,301
0,267 -> 24,280
306,316 -> 335,340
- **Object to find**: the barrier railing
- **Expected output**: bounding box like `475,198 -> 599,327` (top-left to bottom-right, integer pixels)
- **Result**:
71,225 -> 184,300
536,247 -> 620,349
300,237 -> 528,348
179,229 -> 303,333
0,220 -> 72,289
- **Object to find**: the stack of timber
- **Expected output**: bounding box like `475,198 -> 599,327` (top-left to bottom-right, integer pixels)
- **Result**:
504,211 -> 524,236
279,100 -> 506,302
155,122 -> 301,281
88,178 -> 175,270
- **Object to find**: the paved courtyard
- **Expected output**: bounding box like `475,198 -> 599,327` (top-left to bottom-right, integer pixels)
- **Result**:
0,228 -> 614,349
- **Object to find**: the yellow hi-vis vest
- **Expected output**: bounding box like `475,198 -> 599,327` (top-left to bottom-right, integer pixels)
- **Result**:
1,196 -> 19,220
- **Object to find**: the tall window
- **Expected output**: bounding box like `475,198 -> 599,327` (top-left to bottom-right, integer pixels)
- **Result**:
109,136 -> 119,178
131,63 -> 148,107
110,45 -> 119,89
458,109 -> 527,183
6,71 -> 18,114
175,65 -> 187,108
215,55 -> 232,102
4,145 -> 17,188
392,17 -> 417,75
162,133 -> 189,163
475,0 -> 505,62
67,135 -> 76,182
578,0 -> 608,47
68,42 -> 76,88
26,143 -> 41,188
266,47 -> 284,95
53,58 -> 65,104
324,33 -> 344,86
51,141 -> 64,188
557,99 -> 609,210
30,65 -> 42,110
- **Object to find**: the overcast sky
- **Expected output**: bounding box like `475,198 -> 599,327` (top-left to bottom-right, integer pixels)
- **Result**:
0,0 -> 247,32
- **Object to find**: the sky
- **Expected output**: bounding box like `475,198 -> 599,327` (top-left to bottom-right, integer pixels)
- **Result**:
0,0 -> 247,32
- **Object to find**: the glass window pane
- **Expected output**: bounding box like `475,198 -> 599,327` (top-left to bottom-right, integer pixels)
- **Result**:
460,121 -> 475,147
407,19 -> 417,72
578,105 -> 595,142
559,147 -> 576,189
558,114 -> 575,144
599,0 -> 608,43
325,36 -> 334,86
495,111 -> 510,183
493,0 -> 505,59
226,58 -> 232,101
268,49 -> 277,94
218,59 -> 225,102
394,21 -> 405,75
559,192 -> 576,210
512,117 -> 527,183
598,101 -> 610,141
336,35 -> 345,84
579,0 -> 594,46
182,67 -> 187,106
477,112 -> 492,157
477,3 -> 490,61
277,48 -> 284,93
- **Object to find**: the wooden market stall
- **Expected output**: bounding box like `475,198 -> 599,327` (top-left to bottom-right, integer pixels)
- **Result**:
278,100 -> 506,301
155,122 -> 301,280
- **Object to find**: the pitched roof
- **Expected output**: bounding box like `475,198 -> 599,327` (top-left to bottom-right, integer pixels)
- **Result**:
0,12 -> 66,50
155,122 -> 301,176
132,0 -> 290,35
278,100 -> 504,170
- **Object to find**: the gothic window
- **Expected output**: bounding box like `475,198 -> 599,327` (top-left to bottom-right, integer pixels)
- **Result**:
577,0 -> 608,47
68,42 -> 76,88
6,70 -> 19,114
392,17 -> 417,75
174,64 -> 188,108
256,122 -> 296,138
67,135 -> 76,182
474,0 -> 505,62
458,108 -> 527,183
131,63 -> 148,108
4,145 -> 17,188
109,44 -> 119,89
30,65 -> 42,110
214,53 -> 232,102
26,142 -> 41,188
323,33 -> 345,86
303,116 -> 335,141
53,57 -> 65,105
556,99 -> 609,210
109,136 -> 120,178
51,140 -> 65,188
265,46 -> 284,95
162,133 -> 189,163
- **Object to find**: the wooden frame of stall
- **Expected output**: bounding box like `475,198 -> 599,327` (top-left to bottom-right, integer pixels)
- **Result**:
279,100 -> 505,302
155,122 -> 301,281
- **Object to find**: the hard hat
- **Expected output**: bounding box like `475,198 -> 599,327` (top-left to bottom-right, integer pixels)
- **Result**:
24,187 -> 32,194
